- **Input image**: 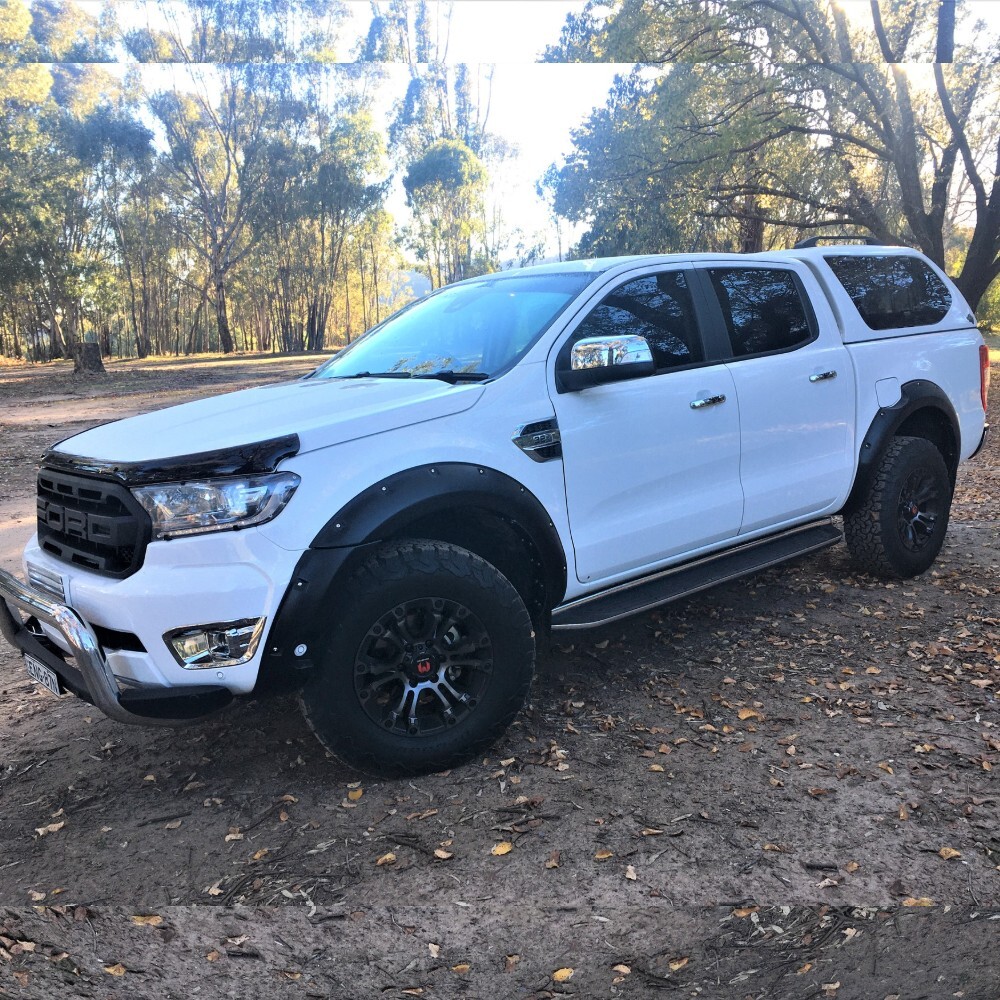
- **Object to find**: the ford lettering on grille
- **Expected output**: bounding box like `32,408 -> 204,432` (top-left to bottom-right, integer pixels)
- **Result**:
36,467 -> 150,578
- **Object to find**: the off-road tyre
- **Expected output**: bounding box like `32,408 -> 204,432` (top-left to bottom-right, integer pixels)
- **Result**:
844,435 -> 952,579
300,540 -> 535,777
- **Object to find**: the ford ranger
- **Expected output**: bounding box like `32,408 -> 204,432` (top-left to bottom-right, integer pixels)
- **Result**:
0,241 -> 990,775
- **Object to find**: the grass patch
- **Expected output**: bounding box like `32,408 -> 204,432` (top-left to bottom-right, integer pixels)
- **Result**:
983,330 -> 1000,363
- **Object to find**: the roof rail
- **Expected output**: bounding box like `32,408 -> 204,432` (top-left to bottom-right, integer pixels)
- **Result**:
793,236 -> 883,249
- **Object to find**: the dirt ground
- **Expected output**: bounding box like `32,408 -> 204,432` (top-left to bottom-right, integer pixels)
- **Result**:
1,355 -> 999,1000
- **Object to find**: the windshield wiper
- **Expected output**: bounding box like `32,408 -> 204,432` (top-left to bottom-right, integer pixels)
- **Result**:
329,370 -> 489,384
413,370 -> 490,384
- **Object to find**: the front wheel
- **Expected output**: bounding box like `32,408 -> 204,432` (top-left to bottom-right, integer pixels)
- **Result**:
300,540 -> 535,776
844,435 -> 952,579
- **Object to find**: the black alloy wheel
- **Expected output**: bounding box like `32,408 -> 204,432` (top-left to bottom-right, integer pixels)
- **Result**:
354,597 -> 493,738
896,469 -> 944,553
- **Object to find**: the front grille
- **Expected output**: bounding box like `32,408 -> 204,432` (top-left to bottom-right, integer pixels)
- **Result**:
37,467 -> 151,578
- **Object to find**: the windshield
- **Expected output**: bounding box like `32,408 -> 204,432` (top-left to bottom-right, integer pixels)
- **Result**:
312,272 -> 593,381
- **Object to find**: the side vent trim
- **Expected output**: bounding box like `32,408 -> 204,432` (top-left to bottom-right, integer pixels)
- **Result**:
512,419 -> 562,462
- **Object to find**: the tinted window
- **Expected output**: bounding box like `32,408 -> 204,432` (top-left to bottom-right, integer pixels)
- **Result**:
571,271 -> 702,371
825,254 -> 951,330
707,267 -> 813,357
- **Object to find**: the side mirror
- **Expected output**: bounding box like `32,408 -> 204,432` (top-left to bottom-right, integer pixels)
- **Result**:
558,335 -> 655,392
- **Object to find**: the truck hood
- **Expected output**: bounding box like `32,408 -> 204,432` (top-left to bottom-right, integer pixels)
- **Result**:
54,377 -> 485,464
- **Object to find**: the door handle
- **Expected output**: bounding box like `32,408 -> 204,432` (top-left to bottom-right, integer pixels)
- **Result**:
809,370 -> 838,383
690,394 -> 727,409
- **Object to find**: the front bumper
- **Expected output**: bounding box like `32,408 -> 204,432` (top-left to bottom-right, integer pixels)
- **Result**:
0,567 -> 232,725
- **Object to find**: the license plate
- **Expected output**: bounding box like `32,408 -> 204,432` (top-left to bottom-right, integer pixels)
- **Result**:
24,653 -> 62,697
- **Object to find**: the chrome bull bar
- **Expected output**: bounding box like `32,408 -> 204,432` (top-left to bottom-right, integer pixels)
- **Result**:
0,567 -> 190,726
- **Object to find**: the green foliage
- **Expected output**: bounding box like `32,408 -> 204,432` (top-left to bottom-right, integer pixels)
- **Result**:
363,0 -> 502,290
404,139 -> 487,287
28,0 -> 115,61
122,0 -> 347,63
0,1 -> 139,363
542,2 -> 606,61
544,70 -> 683,256
404,138 -> 486,197
979,280 -> 1000,331
547,0 -> 1000,307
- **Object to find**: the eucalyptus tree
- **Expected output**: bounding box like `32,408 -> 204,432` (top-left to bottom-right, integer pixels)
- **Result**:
546,0 -> 1000,308
364,1 -> 504,282
90,104 -> 159,358
0,0 -> 53,354
32,66 -> 143,371
1,0 -> 134,371
126,0 -> 351,353
122,0 -> 348,63
26,0 -> 116,62
404,138 -> 487,287
542,70 -> 689,257
249,96 -> 388,351
146,74 -> 277,354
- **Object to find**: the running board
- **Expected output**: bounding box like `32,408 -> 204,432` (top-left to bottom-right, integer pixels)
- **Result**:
551,520 -> 842,631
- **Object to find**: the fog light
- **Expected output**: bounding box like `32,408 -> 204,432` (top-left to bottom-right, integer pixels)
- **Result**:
165,618 -> 266,669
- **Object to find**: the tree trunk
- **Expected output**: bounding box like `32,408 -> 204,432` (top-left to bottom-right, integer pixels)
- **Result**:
956,247 -> 1000,314
739,194 -> 765,253
74,342 -> 106,375
370,236 -> 381,325
344,264 -> 352,343
936,0 -> 956,63
137,279 -> 152,359
214,273 -> 235,353
358,246 -> 369,330
46,304 -> 67,360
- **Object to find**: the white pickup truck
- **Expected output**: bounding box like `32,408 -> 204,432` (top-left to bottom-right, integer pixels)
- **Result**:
0,242 -> 990,774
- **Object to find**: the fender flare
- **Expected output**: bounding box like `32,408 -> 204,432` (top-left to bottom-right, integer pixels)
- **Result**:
310,462 -> 564,558
255,464 -> 567,694
845,379 -> 960,512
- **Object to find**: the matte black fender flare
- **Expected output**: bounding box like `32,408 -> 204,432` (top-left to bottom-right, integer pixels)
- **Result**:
255,464 -> 567,695
310,463 -> 564,555
844,379 -> 960,512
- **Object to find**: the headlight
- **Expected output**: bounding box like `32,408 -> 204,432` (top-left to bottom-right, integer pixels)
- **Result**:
132,473 -> 300,539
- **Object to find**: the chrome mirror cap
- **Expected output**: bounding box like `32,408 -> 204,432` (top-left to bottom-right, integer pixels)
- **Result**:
559,334 -> 655,392
570,335 -> 654,371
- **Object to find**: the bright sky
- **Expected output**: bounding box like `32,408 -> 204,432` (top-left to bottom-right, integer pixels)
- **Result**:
346,58 -> 627,257
343,0 -> 586,62
337,2 -> 624,256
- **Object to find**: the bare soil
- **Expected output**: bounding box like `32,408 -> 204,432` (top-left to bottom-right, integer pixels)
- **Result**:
1,355 -> 999,1000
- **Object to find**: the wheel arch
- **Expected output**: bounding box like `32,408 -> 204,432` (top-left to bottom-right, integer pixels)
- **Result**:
255,464 -> 566,694
844,380 -> 960,514
311,463 -> 566,612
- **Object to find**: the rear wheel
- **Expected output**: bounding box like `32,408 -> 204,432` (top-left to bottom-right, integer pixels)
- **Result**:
300,540 -> 535,776
844,435 -> 952,579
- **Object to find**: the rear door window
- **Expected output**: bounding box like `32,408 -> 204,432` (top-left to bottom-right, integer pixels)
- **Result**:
705,267 -> 814,358
824,254 -> 951,330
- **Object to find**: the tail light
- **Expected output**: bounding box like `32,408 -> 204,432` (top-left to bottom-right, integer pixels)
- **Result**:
981,344 -> 991,412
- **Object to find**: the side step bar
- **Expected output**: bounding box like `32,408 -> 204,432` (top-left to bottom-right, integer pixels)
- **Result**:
551,520 -> 842,631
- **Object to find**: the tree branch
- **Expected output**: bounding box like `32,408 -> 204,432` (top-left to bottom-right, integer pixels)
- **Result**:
933,63 -> 987,217
869,1 -> 897,62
